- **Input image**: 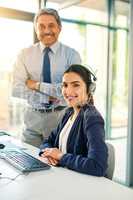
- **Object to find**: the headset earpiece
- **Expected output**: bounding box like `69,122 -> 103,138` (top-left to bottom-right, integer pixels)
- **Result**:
85,65 -> 97,94
89,82 -> 96,94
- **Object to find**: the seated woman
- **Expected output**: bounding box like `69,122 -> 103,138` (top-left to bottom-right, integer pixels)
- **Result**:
39,64 -> 108,176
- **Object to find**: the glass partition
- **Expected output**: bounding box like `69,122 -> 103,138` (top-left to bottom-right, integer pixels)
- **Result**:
0,18 -> 33,136
115,0 -> 129,28
108,0 -> 129,185
111,29 -> 128,138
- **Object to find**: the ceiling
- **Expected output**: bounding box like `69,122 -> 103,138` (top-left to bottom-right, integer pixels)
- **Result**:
46,0 -> 106,10
46,0 -> 129,15
47,0 -> 129,8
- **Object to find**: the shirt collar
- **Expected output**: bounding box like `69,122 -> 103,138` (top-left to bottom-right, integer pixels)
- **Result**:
39,41 -> 60,54
50,41 -> 60,54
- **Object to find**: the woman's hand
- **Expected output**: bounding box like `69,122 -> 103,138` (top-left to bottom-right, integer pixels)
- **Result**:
41,148 -> 63,161
39,156 -> 58,166
47,157 -> 59,166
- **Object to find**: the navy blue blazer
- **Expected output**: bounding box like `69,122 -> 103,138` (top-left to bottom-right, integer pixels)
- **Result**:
40,105 -> 108,176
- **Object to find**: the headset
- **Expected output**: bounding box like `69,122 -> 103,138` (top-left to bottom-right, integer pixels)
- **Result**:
76,66 -> 97,108
85,65 -> 97,94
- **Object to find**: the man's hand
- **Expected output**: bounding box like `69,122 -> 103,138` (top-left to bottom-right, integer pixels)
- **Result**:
49,96 -> 60,103
26,79 -> 39,90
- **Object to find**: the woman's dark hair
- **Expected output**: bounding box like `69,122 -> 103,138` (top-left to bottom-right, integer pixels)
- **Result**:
64,64 -> 94,105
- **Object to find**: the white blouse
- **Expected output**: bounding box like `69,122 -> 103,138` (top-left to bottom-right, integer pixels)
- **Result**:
59,116 -> 76,154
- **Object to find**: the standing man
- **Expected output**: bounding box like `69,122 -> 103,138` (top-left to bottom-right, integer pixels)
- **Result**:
12,8 -> 81,147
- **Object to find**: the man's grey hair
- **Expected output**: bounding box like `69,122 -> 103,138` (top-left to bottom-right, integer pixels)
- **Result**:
34,8 -> 62,28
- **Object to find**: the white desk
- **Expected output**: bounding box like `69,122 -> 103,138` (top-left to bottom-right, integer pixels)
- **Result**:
0,142 -> 133,200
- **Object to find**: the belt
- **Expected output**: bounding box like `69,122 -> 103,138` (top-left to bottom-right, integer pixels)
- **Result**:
34,106 -> 66,113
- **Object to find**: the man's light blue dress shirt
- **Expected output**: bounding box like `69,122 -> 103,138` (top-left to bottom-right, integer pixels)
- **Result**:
12,41 -> 81,109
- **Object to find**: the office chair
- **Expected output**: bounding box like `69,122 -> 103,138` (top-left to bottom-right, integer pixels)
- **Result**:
106,142 -> 115,180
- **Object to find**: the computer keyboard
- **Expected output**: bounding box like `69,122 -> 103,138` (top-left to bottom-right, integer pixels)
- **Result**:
3,150 -> 50,172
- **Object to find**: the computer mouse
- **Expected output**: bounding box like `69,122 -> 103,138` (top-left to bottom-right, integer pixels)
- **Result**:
0,143 -> 5,149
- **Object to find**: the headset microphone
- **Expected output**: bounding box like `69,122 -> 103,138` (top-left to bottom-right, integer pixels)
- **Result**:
76,102 -> 82,109
77,104 -> 81,109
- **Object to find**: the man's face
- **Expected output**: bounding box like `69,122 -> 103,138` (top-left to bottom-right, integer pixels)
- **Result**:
35,14 -> 61,46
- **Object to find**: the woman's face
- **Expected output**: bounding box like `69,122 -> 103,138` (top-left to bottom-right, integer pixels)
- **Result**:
62,72 -> 88,108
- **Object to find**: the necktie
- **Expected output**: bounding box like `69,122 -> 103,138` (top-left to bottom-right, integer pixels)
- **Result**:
42,47 -> 51,83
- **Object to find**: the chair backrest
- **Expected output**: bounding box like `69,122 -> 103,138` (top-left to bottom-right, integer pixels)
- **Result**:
106,142 -> 115,180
